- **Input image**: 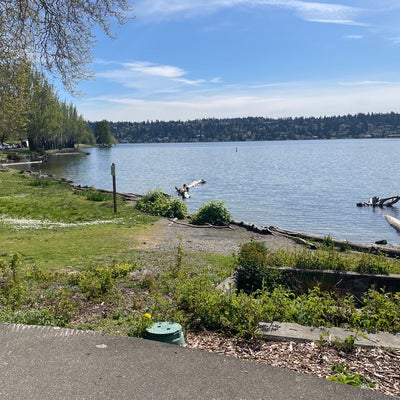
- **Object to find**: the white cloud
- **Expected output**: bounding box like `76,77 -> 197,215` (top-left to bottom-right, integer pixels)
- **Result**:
344,34 -> 363,40
286,1 -> 364,25
75,81 -> 400,122
136,0 -> 365,26
124,62 -> 185,78
95,61 -> 214,94
339,80 -> 400,86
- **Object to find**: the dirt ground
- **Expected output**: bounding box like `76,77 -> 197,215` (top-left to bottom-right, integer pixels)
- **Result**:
136,217 -> 303,255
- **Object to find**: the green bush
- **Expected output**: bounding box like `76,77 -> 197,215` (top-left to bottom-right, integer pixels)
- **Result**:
168,270 -> 266,339
359,289 -> 400,332
190,200 -> 231,226
294,286 -> 357,327
293,249 -> 347,271
70,266 -> 114,300
135,190 -> 187,219
235,241 -> 281,294
355,254 -> 389,275
165,198 -> 187,219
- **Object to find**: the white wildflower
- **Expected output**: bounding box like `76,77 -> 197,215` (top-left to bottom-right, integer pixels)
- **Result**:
0,216 -> 121,230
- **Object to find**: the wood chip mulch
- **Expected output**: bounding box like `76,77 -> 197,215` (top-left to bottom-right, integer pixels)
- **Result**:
185,332 -> 400,398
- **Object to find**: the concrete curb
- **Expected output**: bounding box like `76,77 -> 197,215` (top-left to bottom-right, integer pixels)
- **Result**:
258,322 -> 400,349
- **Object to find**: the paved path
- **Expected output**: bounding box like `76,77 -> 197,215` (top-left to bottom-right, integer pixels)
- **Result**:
0,323 -> 392,400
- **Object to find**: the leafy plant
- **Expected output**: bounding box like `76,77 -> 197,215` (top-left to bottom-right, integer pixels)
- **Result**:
293,249 -> 347,271
135,189 -> 187,219
235,241 -> 281,294
331,335 -> 357,353
169,234 -> 185,278
359,289 -> 400,332
190,200 -> 231,226
127,312 -> 154,338
322,235 -> 335,250
327,363 -> 375,388
7,308 -> 70,327
294,286 -> 356,327
68,262 -> 138,300
355,253 -> 389,275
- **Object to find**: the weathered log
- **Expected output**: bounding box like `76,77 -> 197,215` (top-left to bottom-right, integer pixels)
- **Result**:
231,220 -> 400,258
175,184 -> 190,199
385,215 -> 400,233
379,196 -> 400,207
175,179 -> 206,199
357,195 -> 400,207
268,225 -> 400,258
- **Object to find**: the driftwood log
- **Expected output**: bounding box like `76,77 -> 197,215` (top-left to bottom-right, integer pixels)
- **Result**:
175,179 -> 206,199
357,195 -> 400,207
385,215 -> 400,233
231,220 -> 400,258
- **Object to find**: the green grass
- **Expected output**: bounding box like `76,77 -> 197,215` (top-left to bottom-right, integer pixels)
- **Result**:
0,169 -> 156,270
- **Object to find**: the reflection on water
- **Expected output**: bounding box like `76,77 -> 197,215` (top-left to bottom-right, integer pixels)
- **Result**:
24,139 -> 400,244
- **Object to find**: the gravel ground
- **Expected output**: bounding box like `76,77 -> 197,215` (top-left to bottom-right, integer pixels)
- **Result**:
136,217 -> 304,254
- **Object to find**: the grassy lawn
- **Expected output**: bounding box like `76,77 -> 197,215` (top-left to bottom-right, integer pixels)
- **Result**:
0,169 -> 156,270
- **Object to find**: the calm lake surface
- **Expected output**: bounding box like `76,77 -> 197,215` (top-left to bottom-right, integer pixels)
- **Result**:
30,139 -> 400,244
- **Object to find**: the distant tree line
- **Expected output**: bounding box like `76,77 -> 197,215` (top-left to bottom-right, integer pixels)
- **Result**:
97,112 -> 400,143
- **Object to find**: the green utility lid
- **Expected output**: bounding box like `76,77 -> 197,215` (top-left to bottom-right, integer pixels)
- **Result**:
145,322 -> 185,345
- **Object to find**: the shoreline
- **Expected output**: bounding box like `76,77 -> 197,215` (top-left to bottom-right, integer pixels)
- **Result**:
20,170 -> 400,257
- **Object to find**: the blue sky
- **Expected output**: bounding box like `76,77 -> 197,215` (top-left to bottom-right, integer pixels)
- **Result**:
64,1 -> 400,122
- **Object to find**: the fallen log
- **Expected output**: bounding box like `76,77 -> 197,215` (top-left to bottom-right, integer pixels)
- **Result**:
231,220 -> 400,258
175,179 -> 206,199
269,226 -> 400,258
385,215 -> 400,233
357,195 -> 400,207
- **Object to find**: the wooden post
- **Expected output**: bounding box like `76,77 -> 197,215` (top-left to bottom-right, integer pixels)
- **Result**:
111,163 -> 117,213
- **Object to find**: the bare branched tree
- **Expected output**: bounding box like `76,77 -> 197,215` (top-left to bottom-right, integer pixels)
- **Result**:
0,0 -> 134,92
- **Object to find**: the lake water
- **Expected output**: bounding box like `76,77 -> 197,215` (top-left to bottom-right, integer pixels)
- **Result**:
28,139 -> 400,244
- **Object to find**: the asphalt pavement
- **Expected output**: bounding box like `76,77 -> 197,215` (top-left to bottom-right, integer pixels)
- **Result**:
0,323 -> 393,400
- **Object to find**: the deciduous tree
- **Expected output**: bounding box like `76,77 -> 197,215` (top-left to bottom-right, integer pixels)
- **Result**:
94,120 -> 113,146
0,0 -> 133,91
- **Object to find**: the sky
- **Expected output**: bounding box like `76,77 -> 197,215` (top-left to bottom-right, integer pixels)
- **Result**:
62,0 -> 400,122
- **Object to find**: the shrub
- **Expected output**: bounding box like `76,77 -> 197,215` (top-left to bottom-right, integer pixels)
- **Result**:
190,200 -> 231,226
359,289 -> 400,332
70,266 -> 114,300
235,241 -> 281,294
165,198 -> 187,219
135,189 -> 187,219
293,249 -> 347,271
127,313 -> 154,338
355,253 -> 389,275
